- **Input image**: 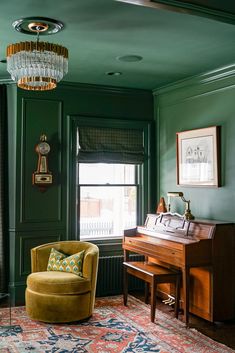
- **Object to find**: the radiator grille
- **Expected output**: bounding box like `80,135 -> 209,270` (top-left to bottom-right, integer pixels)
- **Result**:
96,255 -> 144,297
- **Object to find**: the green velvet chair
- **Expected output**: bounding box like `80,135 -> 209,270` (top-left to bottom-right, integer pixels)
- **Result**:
25,241 -> 99,323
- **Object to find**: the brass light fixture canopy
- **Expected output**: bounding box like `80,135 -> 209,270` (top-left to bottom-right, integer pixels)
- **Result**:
28,22 -> 49,33
6,17 -> 68,91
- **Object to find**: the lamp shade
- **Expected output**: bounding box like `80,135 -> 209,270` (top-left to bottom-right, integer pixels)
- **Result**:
6,41 -> 68,91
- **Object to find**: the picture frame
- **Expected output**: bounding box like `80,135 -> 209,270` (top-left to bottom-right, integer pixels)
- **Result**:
176,126 -> 220,187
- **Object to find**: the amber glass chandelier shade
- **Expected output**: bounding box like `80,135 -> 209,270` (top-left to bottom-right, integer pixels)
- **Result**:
6,41 -> 68,91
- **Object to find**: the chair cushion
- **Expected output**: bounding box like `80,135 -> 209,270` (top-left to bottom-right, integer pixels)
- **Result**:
47,248 -> 84,276
27,271 -> 91,295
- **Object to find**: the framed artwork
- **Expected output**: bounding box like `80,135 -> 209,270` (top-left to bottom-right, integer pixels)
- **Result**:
176,126 -> 220,187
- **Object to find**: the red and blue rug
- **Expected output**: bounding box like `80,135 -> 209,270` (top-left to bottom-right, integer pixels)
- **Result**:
0,295 -> 233,352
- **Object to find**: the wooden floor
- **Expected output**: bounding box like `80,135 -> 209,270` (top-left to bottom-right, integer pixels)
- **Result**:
133,292 -> 235,350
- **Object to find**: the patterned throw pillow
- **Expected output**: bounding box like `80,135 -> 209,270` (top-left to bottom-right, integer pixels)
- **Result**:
47,248 -> 85,276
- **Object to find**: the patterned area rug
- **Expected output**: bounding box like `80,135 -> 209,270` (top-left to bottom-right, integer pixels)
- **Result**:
0,295 -> 234,353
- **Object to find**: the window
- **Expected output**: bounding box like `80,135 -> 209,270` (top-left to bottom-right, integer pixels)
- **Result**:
68,117 -> 152,242
77,163 -> 139,239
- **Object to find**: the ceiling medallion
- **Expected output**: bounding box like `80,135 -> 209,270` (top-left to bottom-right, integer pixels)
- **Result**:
6,17 -> 68,91
12,17 -> 64,35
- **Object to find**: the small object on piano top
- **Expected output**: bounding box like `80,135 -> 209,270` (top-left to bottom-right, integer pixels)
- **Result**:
156,197 -> 167,214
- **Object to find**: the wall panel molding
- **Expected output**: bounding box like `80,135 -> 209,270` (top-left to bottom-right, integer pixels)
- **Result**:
19,233 -> 62,276
60,81 -> 152,96
154,70 -> 235,223
116,0 -> 235,25
18,97 -> 64,228
153,64 -> 235,107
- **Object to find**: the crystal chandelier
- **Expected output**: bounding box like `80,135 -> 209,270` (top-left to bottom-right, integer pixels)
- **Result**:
6,18 -> 68,91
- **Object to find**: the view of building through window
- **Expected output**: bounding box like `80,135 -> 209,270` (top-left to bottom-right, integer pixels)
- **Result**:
78,164 -> 138,239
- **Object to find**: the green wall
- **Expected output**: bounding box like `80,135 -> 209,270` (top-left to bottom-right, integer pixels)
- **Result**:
9,67 -> 235,304
7,83 -> 153,304
154,72 -> 235,221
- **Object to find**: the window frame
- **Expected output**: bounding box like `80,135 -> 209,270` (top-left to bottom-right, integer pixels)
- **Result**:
78,164 -> 140,241
67,115 -> 154,245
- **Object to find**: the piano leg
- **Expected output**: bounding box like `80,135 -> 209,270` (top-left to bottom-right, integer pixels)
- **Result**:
145,282 -> 149,304
175,274 -> 180,319
182,266 -> 190,326
124,249 -> 129,262
123,265 -> 128,306
150,277 -> 157,323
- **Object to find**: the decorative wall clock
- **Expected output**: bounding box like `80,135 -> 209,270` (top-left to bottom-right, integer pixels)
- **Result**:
32,134 -> 52,191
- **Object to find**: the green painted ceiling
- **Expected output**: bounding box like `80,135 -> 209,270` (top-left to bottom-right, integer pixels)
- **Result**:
0,0 -> 235,90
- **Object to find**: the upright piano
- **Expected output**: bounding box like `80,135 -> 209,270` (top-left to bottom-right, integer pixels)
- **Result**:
123,212 -> 235,324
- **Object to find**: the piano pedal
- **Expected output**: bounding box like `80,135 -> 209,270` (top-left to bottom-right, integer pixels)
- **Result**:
162,299 -> 171,304
162,295 -> 175,306
162,298 -> 171,304
169,299 -> 175,306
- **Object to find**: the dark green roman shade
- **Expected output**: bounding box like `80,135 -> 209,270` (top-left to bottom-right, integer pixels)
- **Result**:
77,126 -> 145,164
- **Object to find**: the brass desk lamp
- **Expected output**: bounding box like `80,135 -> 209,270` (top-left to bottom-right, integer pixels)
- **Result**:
167,192 -> 194,220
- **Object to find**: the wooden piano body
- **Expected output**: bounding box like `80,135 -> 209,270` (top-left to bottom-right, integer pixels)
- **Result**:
123,213 -> 235,323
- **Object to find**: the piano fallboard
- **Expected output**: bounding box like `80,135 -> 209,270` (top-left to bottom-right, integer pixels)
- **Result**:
123,233 -> 212,268
136,226 -> 198,243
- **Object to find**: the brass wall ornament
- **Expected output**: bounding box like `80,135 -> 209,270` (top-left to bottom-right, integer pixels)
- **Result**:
32,134 -> 52,191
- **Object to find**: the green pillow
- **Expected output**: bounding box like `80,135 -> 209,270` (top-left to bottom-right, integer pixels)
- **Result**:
47,248 -> 85,276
